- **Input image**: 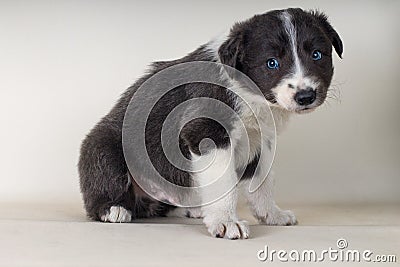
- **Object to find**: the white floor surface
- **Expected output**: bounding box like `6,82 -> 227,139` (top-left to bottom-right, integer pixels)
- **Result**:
0,202 -> 399,267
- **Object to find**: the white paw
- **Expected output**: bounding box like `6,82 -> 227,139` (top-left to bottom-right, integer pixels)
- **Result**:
205,219 -> 249,239
100,206 -> 132,223
261,208 -> 297,226
167,207 -> 203,218
186,207 -> 203,218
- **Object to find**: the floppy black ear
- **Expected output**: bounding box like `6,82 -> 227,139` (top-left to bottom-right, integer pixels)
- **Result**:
218,25 -> 244,69
311,11 -> 343,58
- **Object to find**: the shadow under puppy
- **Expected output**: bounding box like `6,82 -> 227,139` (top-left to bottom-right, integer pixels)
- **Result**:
79,8 -> 343,239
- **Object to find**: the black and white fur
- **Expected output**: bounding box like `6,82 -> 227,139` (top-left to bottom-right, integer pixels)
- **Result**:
79,8 -> 343,239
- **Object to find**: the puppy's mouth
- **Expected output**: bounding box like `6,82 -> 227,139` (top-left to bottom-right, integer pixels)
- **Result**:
295,106 -> 317,114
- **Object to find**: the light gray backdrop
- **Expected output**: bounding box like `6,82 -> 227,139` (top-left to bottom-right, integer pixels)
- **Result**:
0,0 -> 399,205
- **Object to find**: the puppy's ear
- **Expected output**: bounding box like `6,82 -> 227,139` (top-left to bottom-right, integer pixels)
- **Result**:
311,11 -> 343,58
218,25 -> 244,70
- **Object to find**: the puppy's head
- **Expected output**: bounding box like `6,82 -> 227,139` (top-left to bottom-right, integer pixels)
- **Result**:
219,8 -> 343,113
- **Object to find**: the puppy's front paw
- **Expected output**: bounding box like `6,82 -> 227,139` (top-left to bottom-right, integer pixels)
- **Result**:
205,219 -> 249,239
259,208 -> 297,226
100,206 -> 132,223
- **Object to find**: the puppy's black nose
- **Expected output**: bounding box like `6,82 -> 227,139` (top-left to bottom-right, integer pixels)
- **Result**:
294,89 -> 316,106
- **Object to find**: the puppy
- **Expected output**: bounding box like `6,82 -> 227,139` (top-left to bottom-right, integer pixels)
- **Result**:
79,8 -> 343,239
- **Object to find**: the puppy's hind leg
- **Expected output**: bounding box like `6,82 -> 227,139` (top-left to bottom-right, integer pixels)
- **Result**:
167,207 -> 203,218
78,121 -> 134,223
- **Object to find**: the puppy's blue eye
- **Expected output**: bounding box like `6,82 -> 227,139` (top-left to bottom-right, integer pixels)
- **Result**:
312,50 -> 322,61
266,58 -> 279,69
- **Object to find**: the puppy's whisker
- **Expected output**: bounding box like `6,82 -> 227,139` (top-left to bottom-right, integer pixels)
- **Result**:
326,81 -> 343,104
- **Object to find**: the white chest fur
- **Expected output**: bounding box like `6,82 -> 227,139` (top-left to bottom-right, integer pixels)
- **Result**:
231,90 -> 291,169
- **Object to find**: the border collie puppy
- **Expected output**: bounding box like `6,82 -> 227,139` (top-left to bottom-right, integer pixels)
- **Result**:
79,8 -> 343,239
